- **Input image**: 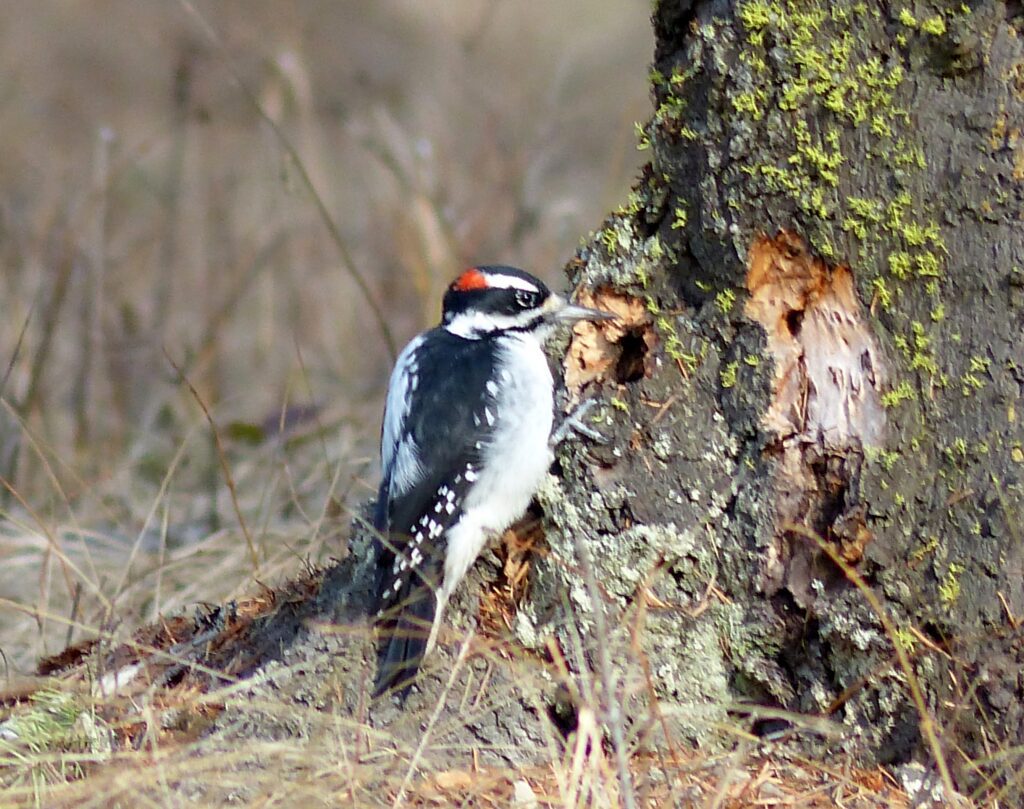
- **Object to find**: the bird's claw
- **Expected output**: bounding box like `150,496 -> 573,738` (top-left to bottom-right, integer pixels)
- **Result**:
551,398 -> 607,447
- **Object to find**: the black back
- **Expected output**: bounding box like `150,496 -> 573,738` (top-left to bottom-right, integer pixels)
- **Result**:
372,327 -> 501,696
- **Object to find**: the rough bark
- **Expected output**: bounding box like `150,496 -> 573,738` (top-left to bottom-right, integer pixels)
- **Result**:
523,0 -> 1023,794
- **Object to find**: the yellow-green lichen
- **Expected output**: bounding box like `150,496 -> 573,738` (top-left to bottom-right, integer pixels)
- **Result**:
732,90 -> 767,120
944,436 -> 968,464
897,8 -> 917,27
888,321 -> 940,384
878,449 -> 901,471
892,626 -> 917,652
650,298 -> 703,372
610,396 -> 630,413
907,321 -> 938,376
617,190 -> 644,218
920,15 -> 946,36
672,205 -> 689,230
938,562 -> 964,606
911,534 -> 939,562
882,380 -> 917,408
634,121 -> 652,151
871,277 -> 893,309
738,0 -> 775,41
888,251 -> 913,279
721,360 -> 740,389
960,355 -> 990,396
715,288 -> 737,314
599,218 -> 636,257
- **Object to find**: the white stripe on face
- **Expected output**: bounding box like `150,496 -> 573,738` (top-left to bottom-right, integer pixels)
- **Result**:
480,273 -> 541,292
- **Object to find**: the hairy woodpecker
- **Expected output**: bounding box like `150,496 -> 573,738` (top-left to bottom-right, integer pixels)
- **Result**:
372,265 -> 612,697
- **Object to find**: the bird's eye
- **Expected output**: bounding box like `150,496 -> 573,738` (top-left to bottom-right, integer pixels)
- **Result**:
514,290 -> 533,309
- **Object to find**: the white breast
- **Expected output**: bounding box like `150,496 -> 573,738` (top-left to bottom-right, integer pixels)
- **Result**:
441,333 -> 554,597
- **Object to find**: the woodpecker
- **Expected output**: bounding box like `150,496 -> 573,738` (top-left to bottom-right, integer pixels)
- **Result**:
372,265 -> 612,697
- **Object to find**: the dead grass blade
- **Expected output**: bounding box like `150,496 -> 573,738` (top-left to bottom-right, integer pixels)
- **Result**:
785,522 -> 957,800
174,0 -> 398,361
163,350 -> 258,573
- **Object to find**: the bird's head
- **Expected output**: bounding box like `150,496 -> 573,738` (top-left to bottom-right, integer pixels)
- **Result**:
441,265 -> 613,340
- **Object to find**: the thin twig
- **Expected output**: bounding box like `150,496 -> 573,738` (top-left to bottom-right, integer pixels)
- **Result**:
72,128 -> 114,448
164,348 -> 259,573
153,501 -> 170,623
0,305 -> 34,499
64,582 -> 82,649
0,472 -> 100,610
22,237 -> 75,418
572,528 -> 638,809
0,596 -> 241,688
0,303 -> 33,399
175,0 -> 397,361
705,738 -> 753,809
393,630 -> 476,809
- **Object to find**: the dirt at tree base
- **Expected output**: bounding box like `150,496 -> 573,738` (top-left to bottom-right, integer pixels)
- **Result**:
2,554 -> 931,808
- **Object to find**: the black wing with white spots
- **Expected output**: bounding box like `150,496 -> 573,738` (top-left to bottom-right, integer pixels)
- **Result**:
372,328 -> 499,697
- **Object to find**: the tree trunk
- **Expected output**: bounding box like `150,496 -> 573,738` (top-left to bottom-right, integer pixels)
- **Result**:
519,0 -> 1023,796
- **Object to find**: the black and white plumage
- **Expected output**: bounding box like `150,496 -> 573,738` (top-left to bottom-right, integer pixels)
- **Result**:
372,265 -> 612,697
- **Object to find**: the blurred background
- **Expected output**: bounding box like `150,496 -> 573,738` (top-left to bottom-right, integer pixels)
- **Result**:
0,1 -> 650,671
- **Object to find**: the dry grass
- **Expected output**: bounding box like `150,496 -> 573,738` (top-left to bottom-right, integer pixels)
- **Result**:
0,555 -> 915,809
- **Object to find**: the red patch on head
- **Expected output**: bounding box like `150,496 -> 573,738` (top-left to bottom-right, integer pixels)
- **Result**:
453,268 -> 489,291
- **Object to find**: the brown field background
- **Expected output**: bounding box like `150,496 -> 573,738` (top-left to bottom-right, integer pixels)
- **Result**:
0,0 -> 651,673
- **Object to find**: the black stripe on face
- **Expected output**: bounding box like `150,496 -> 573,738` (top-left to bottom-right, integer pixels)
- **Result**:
443,286 -> 548,323
506,313 -> 547,334
442,266 -> 550,324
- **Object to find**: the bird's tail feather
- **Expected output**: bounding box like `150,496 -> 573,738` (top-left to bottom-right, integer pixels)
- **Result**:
373,576 -> 436,699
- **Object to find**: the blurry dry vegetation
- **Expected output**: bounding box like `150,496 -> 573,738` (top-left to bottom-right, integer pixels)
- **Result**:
0,0 -> 649,669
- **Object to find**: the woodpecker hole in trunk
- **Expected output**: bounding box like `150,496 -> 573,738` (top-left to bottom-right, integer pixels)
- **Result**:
613,329 -> 649,383
563,288 -> 656,399
745,231 -> 889,605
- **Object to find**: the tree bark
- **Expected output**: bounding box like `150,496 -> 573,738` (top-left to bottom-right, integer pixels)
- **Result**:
517,0 -> 1023,796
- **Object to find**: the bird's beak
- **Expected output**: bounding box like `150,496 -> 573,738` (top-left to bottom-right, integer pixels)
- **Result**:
547,294 -> 617,323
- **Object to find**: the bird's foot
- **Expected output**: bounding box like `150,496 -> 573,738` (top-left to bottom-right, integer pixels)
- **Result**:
550,398 -> 606,448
